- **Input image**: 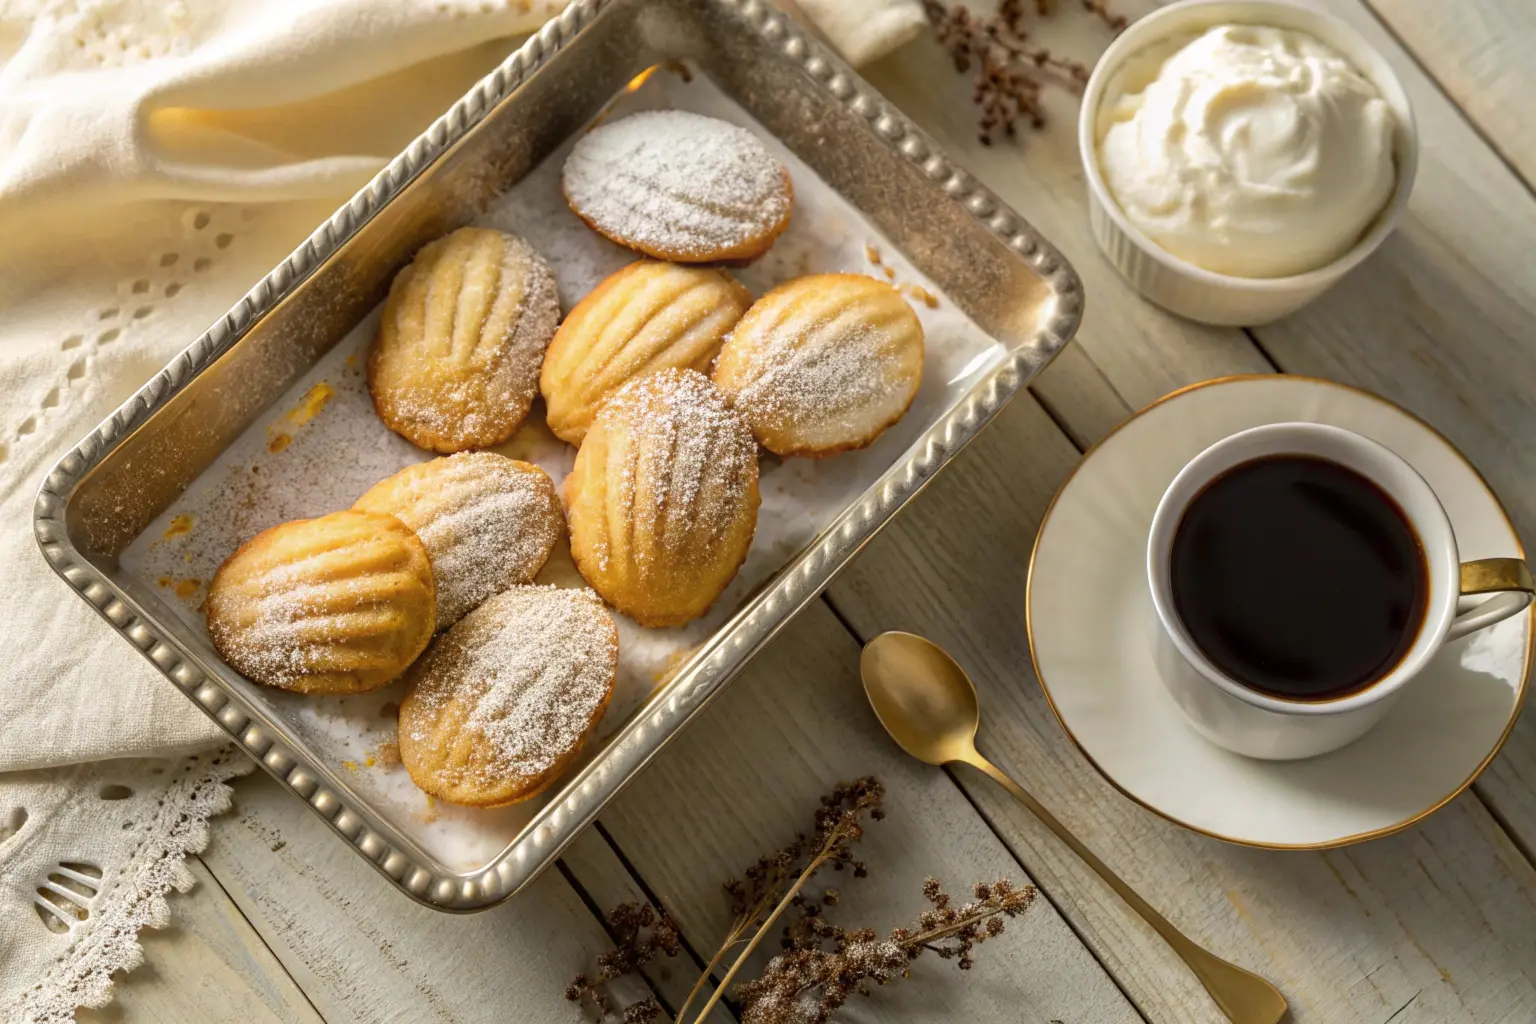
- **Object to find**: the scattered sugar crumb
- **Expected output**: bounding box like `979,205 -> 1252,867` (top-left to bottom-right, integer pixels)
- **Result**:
155,575 -> 202,602
652,644 -> 702,688
903,283 -> 940,309
374,740 -> 402,770
267,381 -> 336,453
289,382 -> 336,426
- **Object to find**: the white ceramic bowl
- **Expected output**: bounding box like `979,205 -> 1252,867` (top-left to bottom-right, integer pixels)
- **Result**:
1078,0 -> 1418,326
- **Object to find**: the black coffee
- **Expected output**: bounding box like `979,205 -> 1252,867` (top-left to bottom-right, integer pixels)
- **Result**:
1169,454 -> 1428,701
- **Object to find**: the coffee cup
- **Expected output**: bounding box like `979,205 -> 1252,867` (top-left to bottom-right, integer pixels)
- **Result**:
1147,422 -> 1533,760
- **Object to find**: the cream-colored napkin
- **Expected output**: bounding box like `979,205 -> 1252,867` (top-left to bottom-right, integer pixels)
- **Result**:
0,0 -> 925,772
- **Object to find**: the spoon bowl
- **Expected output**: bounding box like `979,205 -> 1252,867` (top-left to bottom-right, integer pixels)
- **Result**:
859,631 -> 982,765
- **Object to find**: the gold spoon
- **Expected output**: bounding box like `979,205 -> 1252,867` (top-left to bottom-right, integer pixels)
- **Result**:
860,631 -> 1288,1024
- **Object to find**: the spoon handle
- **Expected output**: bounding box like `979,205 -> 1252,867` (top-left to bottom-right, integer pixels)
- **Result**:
969,754 -> 1188,940
967,753 -> 1284,1023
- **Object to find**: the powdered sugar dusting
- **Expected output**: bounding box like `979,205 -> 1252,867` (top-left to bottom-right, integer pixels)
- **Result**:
206,511 -> 433,693
563,110 -> 790,259
738,320 -> 904,433
594,368 -> 756,573
717,278 -> 923,454
371,229 -> 559,451
218,578 -> 389,688
403,586 -> 617,800
354,453 -> 563,627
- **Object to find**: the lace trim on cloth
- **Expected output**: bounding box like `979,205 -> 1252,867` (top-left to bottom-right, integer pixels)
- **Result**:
1,748 -> 255,1024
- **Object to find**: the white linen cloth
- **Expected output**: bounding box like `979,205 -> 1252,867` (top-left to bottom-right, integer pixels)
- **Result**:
0,1 -> 924,1019
0,0 -> 925,774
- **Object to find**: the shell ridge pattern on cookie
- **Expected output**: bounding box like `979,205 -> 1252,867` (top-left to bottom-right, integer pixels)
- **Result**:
207,510 -> 436,694
399,586 -> 618,807
369,227 -> 558,453
714,273 -> 923,457
353,453 -> 563,627
543,262 -> 752,444
567,369 -> 759,626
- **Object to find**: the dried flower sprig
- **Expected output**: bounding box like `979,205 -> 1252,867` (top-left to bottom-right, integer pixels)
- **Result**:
566,902 -> 681,1023
678,778 -> 886,1023
738,877 -> 1038,1024
922,0 -> 1126,144
568,778 -> 1038,1023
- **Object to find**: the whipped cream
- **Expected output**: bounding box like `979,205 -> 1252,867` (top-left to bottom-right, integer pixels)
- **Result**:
1096,24 -> 1396,278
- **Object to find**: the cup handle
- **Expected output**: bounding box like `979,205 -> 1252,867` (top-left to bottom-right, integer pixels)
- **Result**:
1450,558 -> 1536,641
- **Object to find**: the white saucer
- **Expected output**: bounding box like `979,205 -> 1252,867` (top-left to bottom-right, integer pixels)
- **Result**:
1026,376 -> 1531,849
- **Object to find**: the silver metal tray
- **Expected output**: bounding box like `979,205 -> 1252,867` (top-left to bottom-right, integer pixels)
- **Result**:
34,0 -> 1082,911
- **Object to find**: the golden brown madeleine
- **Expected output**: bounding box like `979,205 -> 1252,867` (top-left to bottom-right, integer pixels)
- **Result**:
713,273 -> 924,457
566,368 -> 759,627
561,110 -> 793,263
367,227 -> 558,453
206,510 -> 435,695
540,261 -> 751,445
353,453 -> 563,628
398,585 -> 618,807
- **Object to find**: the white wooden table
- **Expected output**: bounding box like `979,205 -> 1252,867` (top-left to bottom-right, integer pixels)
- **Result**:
92,1 -> 1536,1021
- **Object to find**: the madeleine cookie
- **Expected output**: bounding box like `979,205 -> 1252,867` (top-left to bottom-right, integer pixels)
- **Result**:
368,227 -> 558,453
207,510 -> 435,694
566,369 -> 759,627
398,585 -> 618,807
562,110 -> 792,263
541,261 -> 751,445
713,274 -> 924,457
353,453 -> 563,628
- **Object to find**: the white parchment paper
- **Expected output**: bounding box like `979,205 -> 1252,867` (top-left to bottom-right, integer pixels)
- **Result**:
121,69 -> 1005,868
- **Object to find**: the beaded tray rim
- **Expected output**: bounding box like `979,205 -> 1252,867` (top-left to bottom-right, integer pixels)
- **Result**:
35,0 -> 1083,911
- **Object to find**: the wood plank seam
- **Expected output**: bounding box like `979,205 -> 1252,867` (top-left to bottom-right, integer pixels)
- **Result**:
190,852 -> 330,1024
816,345 -> 1536,1015
590,598 -> 1145,1021
935,759 -> 1156,1023
162,5 -> 1536,1017
553,858 -> 697,1021
1028,381 -> 1095,452
1357,0 -> 1536,198
588,820 -> 737,1019
1239,330 -> 1283,372
201,776 -> 648,1023
1472,793 -> 1536,880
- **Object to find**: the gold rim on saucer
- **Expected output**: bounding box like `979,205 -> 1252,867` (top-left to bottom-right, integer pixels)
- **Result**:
1025,373 -> 1533,850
